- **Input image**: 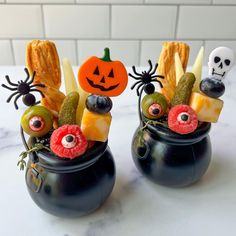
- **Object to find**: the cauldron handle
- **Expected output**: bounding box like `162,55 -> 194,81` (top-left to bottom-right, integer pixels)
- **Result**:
20,126 -> 39,163
137,87 -> 145,127
136,140 -> 150,160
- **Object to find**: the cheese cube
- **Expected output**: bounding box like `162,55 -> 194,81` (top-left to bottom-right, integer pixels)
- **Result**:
189,92 -> 223,123
81,109 -> 112,142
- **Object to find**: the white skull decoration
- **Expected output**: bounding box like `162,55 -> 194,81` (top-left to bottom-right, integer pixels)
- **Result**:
208,47 -> 235,80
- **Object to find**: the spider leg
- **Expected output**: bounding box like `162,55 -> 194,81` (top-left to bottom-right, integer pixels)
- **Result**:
136,83 -> 144,96
5,75 -> 18,86
132,66 -> 142,77
128,73 -> 141,80
147,60 -> 153,74
1,84 -> 18,91
151,79 -> 163,88
151,75 -> 165,79
131,81 -> 142,90
6,91 -> 19,103
24,68 -> 30,83
13,94 -> 22,110
27,71 -> 36,85
30,89 -> 45,98
150,63 -> 159,76
29,84 -> 46,88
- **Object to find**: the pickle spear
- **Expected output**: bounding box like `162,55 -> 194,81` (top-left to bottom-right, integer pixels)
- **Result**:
58,91 -> 80,126
171,72 -> 196,107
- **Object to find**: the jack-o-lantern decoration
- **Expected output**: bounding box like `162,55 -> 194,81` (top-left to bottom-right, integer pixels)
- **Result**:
78,48 -> 128,97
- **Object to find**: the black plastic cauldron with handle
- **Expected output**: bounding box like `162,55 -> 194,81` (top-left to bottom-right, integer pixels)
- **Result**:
21,129 -> 115,218
131,90 -> 212,187
132,121 -> 212,187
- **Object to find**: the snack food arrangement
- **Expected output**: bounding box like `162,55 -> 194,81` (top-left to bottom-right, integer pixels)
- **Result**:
1,40 -> 128,169
130,42 -> 235,135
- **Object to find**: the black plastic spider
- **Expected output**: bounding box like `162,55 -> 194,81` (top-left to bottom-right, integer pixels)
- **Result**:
1,68 -> 45,109
129,60 -> 164,96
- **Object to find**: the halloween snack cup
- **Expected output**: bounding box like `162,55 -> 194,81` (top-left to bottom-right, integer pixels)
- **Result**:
130,42 -> 234,187
1,42 -> 128,217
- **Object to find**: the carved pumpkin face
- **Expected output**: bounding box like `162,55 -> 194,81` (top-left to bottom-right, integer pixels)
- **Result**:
78,48 -> 128,97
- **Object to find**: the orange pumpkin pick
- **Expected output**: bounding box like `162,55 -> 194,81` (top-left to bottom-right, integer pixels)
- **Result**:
78,48 -> 128,97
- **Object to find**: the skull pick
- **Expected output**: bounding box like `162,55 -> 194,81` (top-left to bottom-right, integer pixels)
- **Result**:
208,46 -> 235,80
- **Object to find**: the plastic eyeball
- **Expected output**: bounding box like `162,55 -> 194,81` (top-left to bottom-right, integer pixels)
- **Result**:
141,92 -> 168,119
61,134 -> 77,149
21,105 -> 53,137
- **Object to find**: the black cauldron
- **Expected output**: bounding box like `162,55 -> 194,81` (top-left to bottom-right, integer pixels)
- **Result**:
131,122 -> 211,187
22,131 -> 115,218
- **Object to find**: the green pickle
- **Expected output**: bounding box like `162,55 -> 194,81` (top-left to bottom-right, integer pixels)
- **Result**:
171,72 -> 196,107
58,91 -> 80,126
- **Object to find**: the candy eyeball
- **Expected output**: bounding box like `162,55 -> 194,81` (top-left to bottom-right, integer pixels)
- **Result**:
50,125 -> 88,159
21,105 -> 53,137
141,92 -> 168,120
168,105 -> 198,135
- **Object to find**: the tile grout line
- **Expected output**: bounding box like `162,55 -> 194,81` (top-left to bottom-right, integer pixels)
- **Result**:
174,4 -> 180,39
41,4 -> 46,38
2,3 -> 236,6
1,38 -> 236,41
75,40 -> 79,65
9,39 -> 16,65
138,40 -> 142,66
109,4 -> 112,39
203,40 -> 206,49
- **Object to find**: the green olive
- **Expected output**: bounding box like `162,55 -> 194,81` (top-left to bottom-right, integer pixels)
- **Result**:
141,92 -> 168,119
21,105 -> 53,137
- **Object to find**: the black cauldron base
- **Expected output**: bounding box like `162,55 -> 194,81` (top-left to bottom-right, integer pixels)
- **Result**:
131,122 -> 212,187
26,141 -> 115,218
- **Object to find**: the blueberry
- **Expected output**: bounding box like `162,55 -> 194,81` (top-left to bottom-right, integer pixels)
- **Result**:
200,77 -> 225,98
86,95 -> 113,114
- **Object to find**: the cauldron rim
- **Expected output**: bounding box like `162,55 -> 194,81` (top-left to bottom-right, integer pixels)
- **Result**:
144,121 -> 211,145
28,138 -> 108,173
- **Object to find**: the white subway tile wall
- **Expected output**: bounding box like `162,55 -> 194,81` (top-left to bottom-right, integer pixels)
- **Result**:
0,41 -> 14,65
12,40 -> 77,65
0,1 -> 235,66
141,40 -> 204,66
77,40 -> 139,65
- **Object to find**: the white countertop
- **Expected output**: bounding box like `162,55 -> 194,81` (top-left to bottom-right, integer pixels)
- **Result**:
0,66 -> 236,236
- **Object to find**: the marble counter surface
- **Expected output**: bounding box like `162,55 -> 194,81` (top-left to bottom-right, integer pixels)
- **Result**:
0,66 -> 236,236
